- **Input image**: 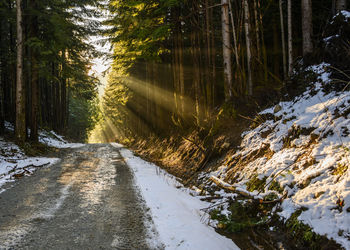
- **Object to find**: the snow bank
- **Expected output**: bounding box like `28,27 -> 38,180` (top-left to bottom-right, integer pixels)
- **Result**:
39,130 -> 84,148
0,125 -> 83,193
111,143 -> 238,250
4,121 -> 84,149
0,138 -> 59,193
206,63 -> 350,248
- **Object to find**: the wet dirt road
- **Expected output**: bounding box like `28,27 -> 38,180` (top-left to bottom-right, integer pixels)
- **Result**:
0,144 -> 158,249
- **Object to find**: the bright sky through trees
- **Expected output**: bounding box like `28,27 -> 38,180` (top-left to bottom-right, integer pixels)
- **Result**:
88,4 -> 113,96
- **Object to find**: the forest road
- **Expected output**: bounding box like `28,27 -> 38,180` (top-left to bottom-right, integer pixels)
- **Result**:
0,144 -> 156,250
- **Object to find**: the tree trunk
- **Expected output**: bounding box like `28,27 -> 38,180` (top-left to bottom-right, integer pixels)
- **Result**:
244,0 -> 253,96
191,1 -> 203,126
287,0 -> 293,76
15,0 -> 26,143
29,51 -> 38,141
172,27 -> 180,117
29,0 -> 38,141
279,0 -> 287,80
301,0 -> 313,56
336,0 -> 347,11
178,30 -> 185,117
205,0 -> 212,115
257,0 -> 268,82
146,62 -> 152,131
210,4 -> 216,107
0,76 -> 4,135
0,19 -> 4,135
228,0 -> 239,67
253,0 -> 261,60
66,78 -> 70,129
221,0 -> 232,101
172,7 -> 181,119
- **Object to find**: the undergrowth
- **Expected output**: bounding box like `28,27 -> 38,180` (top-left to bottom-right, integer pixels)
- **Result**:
20,142 -> 54,156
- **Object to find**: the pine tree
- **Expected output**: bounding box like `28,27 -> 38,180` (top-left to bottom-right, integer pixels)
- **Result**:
15,0 -> 25,143
301,0 -> 313,56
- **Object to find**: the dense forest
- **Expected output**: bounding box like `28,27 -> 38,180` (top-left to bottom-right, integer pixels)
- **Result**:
0,0 -> 349,143
0,0 -> 101,142
1,1 -> 350,248
89,0 -> 349,144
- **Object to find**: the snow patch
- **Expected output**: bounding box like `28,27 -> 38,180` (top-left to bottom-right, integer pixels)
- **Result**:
39,130 -> 84,148
0,137 -> 60,192
111,143 -> 238,250
205,63 -> 350,248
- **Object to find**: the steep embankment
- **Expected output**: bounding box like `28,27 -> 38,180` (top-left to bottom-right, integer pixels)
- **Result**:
132,60 -> 349,248
199,62 -> 350,248
129,11 -> 350,249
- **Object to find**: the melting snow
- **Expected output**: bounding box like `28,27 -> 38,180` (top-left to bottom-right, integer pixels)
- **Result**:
0,139 -> 59,192
207,63 -> 350,248
111,143 -> 238,250
39,130 -> 84,148
0,125 -> 84,193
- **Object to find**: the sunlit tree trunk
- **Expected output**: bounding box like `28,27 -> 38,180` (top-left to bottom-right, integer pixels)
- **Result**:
192,1 -> 203,126
302,0 -> 313,56
244,0 -> 252,96
287,0 -> 293,76
221,0 -> 232,101
178,31 -> 185,117
279,0 -> 287,80
205,0 -> 212,116
172,30 -> 180,116
146,62 -> 153,131
172,7 -> 184,119
15,0 -> 26,143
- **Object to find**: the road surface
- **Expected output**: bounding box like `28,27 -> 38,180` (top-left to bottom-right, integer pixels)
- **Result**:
0,144 -> 158,249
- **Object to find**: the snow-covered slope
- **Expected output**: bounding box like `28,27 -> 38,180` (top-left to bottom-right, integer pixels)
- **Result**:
206,63 -> 350,248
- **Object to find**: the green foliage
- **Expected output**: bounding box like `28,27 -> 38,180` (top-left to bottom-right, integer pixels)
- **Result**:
210,202 -> 268,233
246,174 -> 267,192
332,163 -> 348,176
20,142 -> 53,156
106,0 -> 170,64
68,94 -> 100,142
263,192 -> 279,201
286,209 -> 324,249
268,180 -> 284,194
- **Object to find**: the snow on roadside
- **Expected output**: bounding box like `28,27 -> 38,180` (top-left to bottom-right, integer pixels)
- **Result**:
0,138 -> 59,193
1,123 -> 84,193
4,121 -> 84,149
39,130 -> 84,148
205,63 -> 350,248
111,143 -> 239,250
